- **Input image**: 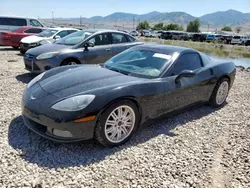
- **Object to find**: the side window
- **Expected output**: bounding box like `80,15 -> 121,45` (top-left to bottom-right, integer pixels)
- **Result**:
24,28 -> 43,33
30,19 -> 43,27
170,53 -> 202,75
56,31 -> 69,38
1,18 -> 27,26
88,33 -> 111,46
127,35 -> 136,42
111,33 -> 128,44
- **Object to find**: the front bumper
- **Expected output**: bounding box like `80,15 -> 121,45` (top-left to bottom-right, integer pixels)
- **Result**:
22,106 -> 97,143
20,42 -> 40,52
23,55 -> 59,73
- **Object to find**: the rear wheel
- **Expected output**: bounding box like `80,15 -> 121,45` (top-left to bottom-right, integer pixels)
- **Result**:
209,78 -> 230,107
94,100 -> 140,147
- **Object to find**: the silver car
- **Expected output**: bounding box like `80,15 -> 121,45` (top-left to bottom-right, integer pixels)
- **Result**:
23,29 -> 144,73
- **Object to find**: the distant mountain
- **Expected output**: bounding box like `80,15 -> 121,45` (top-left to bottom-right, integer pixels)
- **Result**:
151,12 -> 195,24
199,9 -> 250,26
52,9 -> 250,27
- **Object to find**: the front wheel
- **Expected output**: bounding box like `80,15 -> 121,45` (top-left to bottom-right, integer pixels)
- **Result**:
94,100 -> 140,147
209,78 -> 230,107
61,59 -> 79,66
12,46 -> 19,50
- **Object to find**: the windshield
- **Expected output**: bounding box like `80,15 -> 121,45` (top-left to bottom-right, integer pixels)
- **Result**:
233,36 -> 240,39
104,49 -> 174,78
36,29 -> 58,37
55,30 -> 94,45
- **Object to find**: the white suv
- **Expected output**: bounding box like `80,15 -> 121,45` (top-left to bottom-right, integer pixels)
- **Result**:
231,35 -> 249,45
0,16 -> 44,31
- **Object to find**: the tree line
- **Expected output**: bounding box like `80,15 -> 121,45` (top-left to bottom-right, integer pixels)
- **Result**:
137,19 -> 239,33
137,19 -> 200,32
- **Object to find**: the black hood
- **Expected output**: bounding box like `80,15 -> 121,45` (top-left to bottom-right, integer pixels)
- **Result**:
27,43 -> 71,56
38,65 -> 141,98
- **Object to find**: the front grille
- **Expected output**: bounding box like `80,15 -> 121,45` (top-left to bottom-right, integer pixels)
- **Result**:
25,61 -> 40,71
26,117 -> 47,133
21,43 -> 29,47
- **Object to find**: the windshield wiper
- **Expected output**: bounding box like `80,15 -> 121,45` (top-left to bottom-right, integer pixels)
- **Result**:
106,66 -> 129,75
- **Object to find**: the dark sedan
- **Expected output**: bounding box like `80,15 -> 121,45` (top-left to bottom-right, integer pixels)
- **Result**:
22,44 -> 236,147
23,29 -> 143,73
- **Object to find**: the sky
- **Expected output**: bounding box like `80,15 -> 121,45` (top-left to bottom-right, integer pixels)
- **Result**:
1,0 -> 250,18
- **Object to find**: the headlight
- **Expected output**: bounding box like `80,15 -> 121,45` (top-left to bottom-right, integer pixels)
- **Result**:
29,43 -> 39,47
37,52 -> 59,60
51,95 -> 95,111
27,72 -> 45,88
39,40 -> 49,45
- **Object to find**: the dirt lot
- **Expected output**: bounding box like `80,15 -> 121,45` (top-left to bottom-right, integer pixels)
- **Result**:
0,46 -> 249,188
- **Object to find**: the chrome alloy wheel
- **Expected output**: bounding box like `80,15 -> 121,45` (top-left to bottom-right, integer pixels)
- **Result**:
216,81 -> 229,105
104,105 -> 135,143
68,61 -> 77,65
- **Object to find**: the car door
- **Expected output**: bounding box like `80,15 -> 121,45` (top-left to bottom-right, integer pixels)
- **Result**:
161,52 -> 213,113
111,33 -> 133,56
82,32 -> 113,64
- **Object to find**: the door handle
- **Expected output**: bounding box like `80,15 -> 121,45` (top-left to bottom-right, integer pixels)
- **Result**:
106,48 -> 111,52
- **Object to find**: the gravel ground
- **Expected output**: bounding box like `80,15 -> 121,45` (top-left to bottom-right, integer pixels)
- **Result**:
0,47 -> 249,188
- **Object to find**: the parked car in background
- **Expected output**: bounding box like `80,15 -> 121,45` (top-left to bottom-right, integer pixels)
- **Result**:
23,29 -> 144,73
245,39 -> 250,46
22,44 -> 236,146
170,31 -> 185,40
206,34 -> 223,42
192,33 -> 207,42
19,28 -> 79,53
0,26 -> 44,49
230,35 -> 246,45
221,35 -> 233,44
156,31 -> 164,38
180,32 -> 190,41
0,16 -> 44,32
144,31 -> 157,38
130,30 -> 139,37
160,31 -> 172,40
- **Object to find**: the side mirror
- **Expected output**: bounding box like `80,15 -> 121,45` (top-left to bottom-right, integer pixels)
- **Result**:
175,70 -> 196,83
54,35 -> 61,40
83,42 -> 95,50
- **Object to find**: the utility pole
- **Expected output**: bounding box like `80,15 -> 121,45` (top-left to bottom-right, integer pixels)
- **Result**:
52,11 -> 54,25
80,16 -> 82,27
133,16 -> 135,30
207,24 -> 210,32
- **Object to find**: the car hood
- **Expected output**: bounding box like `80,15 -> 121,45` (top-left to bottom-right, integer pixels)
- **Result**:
21,35 -> 47,43
38,65 -> 141,98
26,43 -> 71,56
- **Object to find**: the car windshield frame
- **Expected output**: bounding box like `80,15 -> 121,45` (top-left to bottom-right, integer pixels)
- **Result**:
55,30 -> 95,46
104,48 -> 175,79
36,29 -> 59,38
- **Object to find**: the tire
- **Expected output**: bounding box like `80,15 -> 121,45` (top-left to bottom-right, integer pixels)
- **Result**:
12,46 -> 19,50
61,59 -> 79,66
20,50 -> 26,54
209,78 -> 230,108
94,100 -> 140,147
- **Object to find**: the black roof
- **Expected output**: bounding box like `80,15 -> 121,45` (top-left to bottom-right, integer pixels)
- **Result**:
132,44 -> 197,54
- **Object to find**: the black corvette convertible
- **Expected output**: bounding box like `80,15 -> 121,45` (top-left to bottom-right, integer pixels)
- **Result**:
22,44 -> 236,146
